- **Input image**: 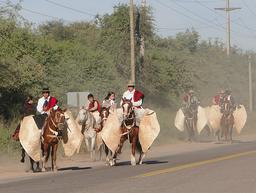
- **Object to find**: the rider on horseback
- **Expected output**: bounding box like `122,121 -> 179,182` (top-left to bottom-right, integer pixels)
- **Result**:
221,89 -> 236,113
102,91 -> 116,110
37,87 -> 59,114
120,80 -> 144,126
12,95 -> 36,162
212,89 -> 225,106
85,93 -> 101,125
182,89 -> 200,116
36,87 -> 59,136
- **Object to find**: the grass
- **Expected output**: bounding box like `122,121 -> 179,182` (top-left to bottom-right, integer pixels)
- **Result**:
0,119 -> 21,157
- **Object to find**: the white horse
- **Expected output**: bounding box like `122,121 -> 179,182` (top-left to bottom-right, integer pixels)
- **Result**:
76,108 -> 97,161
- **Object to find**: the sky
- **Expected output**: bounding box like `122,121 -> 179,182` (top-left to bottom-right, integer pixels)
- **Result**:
2,0 -> 256,51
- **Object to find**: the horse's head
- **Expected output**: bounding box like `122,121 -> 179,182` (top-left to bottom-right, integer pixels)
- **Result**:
49,108 -> 66,133
223,101 -> 232,116
100,107 -> 110,127
122,98 -> 133,120
77,108 -> 89,125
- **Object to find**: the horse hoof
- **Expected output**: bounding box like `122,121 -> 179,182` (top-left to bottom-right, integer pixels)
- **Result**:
131,161 -> 136,166
34,168 -> 41,173
109,159 -> 116,166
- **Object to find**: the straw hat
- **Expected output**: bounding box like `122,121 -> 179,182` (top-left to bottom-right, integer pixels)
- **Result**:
127,80 -> 135,87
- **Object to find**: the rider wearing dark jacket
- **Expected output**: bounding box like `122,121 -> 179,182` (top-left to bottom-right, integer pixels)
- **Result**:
12,96 -> 36,162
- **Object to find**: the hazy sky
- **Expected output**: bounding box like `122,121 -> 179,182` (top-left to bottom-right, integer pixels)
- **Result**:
4,0 -> 256,51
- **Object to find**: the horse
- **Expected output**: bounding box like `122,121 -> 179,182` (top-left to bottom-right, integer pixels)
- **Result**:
97,107 -> 113,164
110,98 -> 144,166
220,101 -> 234,142
76,108 -> 97,161
41,109 -> 66,172
12,124 -> 40,172
184,106 -> 197,142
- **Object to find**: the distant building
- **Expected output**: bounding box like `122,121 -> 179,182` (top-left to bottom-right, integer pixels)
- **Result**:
66,92 -> 90,109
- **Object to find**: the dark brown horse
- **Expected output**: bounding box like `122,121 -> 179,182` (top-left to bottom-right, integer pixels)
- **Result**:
41,109 -> 65,172
110,98 -> 143,166
220,101 -> 234,142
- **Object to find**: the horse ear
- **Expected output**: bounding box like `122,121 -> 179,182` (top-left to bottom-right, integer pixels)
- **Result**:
122,98 -> 125,102
129,98 -> 132,102
62,108 -> 67,112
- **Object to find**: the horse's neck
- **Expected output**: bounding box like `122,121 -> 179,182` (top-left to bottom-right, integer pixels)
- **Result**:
124,111 -> 136,125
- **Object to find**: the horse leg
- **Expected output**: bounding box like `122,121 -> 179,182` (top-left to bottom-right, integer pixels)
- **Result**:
224,125 -> 228,142
229,119 -> 233,143
35,161 -> 40,172
91,136 -> 96,162
20,147 -> 25,163
104,144 -> 110,165
42,143 -> 49,172
29,157 -> 35,172
215,130 -> 220,142
84,137 -> 91,157
138,152 -> 145,165
131,129 -> 138,166
51,144 -> 58,172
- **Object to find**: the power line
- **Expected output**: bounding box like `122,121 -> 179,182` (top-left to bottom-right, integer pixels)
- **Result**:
44,0 -> 95,17
153,0 -> 223,32
194,0 -> 256,32
241,0 -> 256,18
22,7 -> 62,20
170,0 -> 227,30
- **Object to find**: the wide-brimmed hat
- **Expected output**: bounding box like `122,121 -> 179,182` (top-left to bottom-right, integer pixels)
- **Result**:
219,89 -> 225,94
127,80 -> 135,87
42,87 -> 50,93
188,89 -> 194,94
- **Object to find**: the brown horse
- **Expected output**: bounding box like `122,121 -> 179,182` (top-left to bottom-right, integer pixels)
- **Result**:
220,101 -> 234,142
41,109 -> 66,172
111,98 -> 143,166
98,107 -> 112,163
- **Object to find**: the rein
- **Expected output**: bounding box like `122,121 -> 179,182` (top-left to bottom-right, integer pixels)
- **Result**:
47,114 -> 64,139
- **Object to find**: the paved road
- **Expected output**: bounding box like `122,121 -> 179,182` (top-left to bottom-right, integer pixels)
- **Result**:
1,140 -> 256,193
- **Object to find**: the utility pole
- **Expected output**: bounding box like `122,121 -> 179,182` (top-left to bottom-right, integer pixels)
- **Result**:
137,0 -> 146,87
215,0 -> 241,56
129,0 -> 136,83
248,55 -> 253,112
140,0 -> 146,62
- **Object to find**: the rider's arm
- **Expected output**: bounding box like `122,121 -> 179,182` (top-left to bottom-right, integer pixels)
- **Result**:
132,99 -> 142,107
36,98 -> 44,114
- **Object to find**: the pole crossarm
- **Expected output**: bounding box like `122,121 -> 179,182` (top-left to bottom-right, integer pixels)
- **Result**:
214,0 -> 241,56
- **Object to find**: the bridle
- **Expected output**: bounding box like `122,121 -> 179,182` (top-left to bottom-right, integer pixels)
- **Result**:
121,100 -> 136,136
47,110 -> 65,139
223,101 -> 232,117
100,108 -> 110,124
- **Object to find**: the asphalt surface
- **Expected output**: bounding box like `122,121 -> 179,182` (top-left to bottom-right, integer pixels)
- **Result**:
1,140 -> 256,193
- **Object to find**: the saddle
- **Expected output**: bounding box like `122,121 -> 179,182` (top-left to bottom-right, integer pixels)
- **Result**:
33,114 -> 48,130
